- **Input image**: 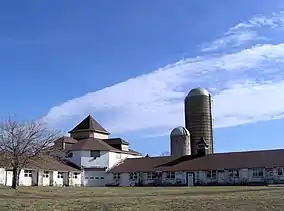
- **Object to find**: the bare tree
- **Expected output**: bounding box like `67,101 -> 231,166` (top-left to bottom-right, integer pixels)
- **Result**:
0,117 -> 60,189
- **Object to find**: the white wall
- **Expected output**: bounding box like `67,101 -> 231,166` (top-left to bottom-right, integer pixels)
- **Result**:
67,150 -> 110,168
93,132 -> 109,139
18,169 -> 37,186
71,131 -> 109,140
121,144 -> 129,151
0,168 -> 5,185
69,172 -> 81,186
108,151 -> 142,170
107,167 -> 284,187
0,169 -> 81,187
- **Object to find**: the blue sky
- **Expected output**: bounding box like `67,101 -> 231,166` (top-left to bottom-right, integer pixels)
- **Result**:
1,1 -> 284,156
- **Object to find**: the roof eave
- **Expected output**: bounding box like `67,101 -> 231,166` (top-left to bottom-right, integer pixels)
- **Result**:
68,129 -> 110,135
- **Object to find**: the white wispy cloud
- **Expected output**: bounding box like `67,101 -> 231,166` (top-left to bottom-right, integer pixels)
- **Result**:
202,11 -> 284,52
44,11 -> 284,137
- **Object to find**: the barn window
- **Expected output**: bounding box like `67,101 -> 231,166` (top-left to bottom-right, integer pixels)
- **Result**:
252,168 -> 264,177
73,172 -> 79,179
228,169 -> 239,178
43,171 -> 49,178
206,170 -> 217,178
90,150 -> 100,158
129,172 -> 138,180
113,173 -> 120,180
57,172 -> 64,178
166,172 -> 175,179
24,170 -> 32,177
147,172 -> 153,179
278,168 -> 283,176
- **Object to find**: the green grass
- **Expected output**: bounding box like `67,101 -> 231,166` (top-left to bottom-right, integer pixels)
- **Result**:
0,186 -> 283,210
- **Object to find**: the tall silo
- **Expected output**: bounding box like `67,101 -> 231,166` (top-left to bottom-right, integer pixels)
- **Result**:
170,126 -> 191,157
184,88 -> 213,156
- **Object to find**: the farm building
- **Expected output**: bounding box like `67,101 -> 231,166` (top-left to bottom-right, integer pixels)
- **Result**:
0,154 -> 81,187
1,87 -> 284,187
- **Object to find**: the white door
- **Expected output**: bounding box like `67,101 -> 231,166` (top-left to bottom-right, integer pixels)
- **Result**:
0,171 -> 4,185
6,171 -> 13,186
187,173 -> 194,186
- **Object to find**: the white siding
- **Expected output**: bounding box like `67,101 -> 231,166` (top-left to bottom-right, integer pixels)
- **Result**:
120,173 -> 131,186
18,169 -> 36,186
108,152 -> 142,170
93,132 -> 109,139
67,150 -> 109,168
71,131 -> 108,140
0,168 -> 5,185
107,167 -> 284,187
69,172 -> 81,186
121,145 -> 129,151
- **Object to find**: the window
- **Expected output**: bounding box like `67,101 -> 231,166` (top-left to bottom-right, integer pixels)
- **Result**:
129,172 -> 138,180
95,177 -> 100,179
24,170 -> 32,177
116,153 -> 121,159
147,172 -> 157,179
113,173 -> 120,180
90,177 -> 94,179
43,171 -> 49,178
278,168 -> 283,176
100,177 -> 104,179
90,150 -> 100,158
73,172 -> 79,179
166,172 -> 175,179
57,172 -> 64,179
206,170 -> 217,178
252,168 -> 264,177
228,169 -> 239,178
147,172 -> 153,179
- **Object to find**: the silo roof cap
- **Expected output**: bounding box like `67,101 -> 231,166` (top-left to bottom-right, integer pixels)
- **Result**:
187,88 -> 210,97
170,126 -> 190,137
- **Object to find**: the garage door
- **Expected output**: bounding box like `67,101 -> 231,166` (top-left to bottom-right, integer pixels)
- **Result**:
84,170 -> 106,187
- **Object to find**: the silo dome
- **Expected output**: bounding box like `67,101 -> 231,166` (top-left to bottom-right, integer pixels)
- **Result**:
170,126 -> 190,137
187,88 -> 209,97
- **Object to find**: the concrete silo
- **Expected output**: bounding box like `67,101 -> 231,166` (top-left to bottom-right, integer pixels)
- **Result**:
184,88 -> 213,156
170,126 -> 191,157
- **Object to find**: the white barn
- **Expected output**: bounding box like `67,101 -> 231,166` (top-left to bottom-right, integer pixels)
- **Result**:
0,155 -> 81,187
108,149 -> 284,187
52,115 -> 142,187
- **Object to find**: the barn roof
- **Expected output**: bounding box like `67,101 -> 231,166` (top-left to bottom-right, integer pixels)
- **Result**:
68,137 -> 141,155
109,149 -> 284,173
68,115 -> 110,135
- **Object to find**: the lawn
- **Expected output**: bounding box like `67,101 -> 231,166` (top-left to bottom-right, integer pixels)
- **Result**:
0,186 -> 283,210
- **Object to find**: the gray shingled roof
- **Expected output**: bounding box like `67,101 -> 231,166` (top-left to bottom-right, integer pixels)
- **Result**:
68,137 -> 141,155
0,152 -> 80,172
68,115 -> 109,135
109,149 -> 284,173
102,138 -> 129,145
